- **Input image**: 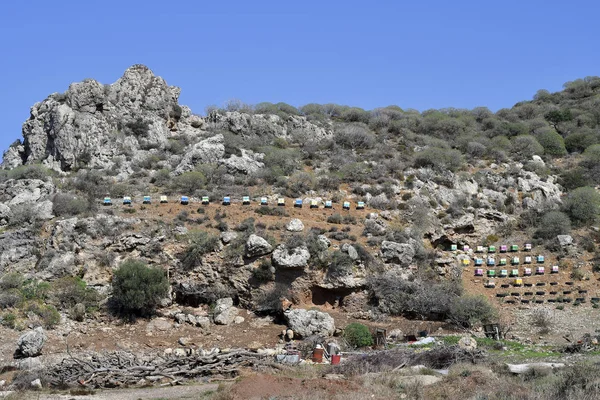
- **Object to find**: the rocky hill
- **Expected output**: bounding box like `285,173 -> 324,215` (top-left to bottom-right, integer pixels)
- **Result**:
1,67 -> 600,394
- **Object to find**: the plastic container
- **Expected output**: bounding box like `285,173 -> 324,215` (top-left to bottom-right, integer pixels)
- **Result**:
331,354 -> 341,365
312,347 -> 324,363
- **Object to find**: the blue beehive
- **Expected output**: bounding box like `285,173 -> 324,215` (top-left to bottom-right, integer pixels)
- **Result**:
243,196 -> 251,205
181,196 -> 189,205
343,201 -> 350,210
294,199 -> 303,208
537,255 -> 545,263
325,200 -> 333,209
103,197 -> 112,206
357,201 -> 365,210
143,196 -> 151,204
261,197 -> 268,206
202,196 -> 209,205
123,196 -> 132,205
223,196 -> 231,205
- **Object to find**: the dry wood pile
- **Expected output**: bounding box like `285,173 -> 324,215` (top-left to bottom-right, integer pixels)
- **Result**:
46,349 -> 269,388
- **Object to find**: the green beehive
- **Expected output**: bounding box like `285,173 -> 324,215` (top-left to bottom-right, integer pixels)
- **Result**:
489,245 -> 496,253
511,245 -> 519,252
487,270 -> 496,277
499,258 -> 507,265
510,269 -> 519,277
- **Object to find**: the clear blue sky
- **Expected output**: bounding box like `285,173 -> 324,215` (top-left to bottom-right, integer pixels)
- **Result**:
1,0 -> 599,158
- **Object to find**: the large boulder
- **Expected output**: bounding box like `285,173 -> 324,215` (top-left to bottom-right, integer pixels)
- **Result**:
213,298 -> 239,325
380,241 -> 416,266
15,327 -> 47,358
284,309 -> 335,338
0,179 -> 55,205
245,234 -> 273,258
285,219 -> 305,232
272,244 -> 310,268
174,134 -> 226,175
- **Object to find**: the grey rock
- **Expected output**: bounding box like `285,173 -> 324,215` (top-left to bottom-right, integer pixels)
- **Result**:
285,218 -> 304,232
30,378 -> 43,389
458,336 -> 477,351
363,218 -> 388,236
395,375 -> 442,387
195,316 -> 211,330
15,327 -> 47,358
220,231 -> 238,244
317,235 -> 331,249
222,149 -> 264,174
245,234 -> 273,258
0,179 -> 55,205
272,244 -> 310,268
557,235 -> 574,247
0,229 -> 39,270
174,313 -> 187,324
284,309 -> 335,338
174,134 -> 225,175
213,298 -> 239,325
380,241 -> 416,266
0,203 -> 10,225
341,243 -> 359,261
17,356 -> 42,371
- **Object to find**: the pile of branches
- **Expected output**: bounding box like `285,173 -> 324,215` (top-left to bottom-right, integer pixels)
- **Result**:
328,345 -> 486,376
45,349 -> 269,388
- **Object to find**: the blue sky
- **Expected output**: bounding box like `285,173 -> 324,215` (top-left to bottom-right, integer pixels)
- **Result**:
1,0 -> 599,158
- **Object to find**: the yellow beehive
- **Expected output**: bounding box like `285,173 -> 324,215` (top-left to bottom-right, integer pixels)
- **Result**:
513,278 -> 523,286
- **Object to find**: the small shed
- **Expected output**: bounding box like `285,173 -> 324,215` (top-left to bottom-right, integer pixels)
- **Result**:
537,255 -> 545,263
475,268 -> 484,276
310,200 -> 318,209
524,243 -> 532,251
524,268 -> 532,276
324,200 -> 333,209
343,201 -> 350,210
475,258 -> 484,266
123,196 -> 132,205
551,265 -> 559,274
277,198 -> 285,206
243,196 -> 251,205
181,196 -> 189,205
487,257 -> 495,266
202,196 -> 210,205
514,278 -> 523,286
261,197 -> 268,206
510,269 -> 519,277
524,256 -> 532,264
536,266 -> 545,275
143,196 -> 151,204
499,269 -> 508,277
450,244 -> 458,251
511,257 -> 520,265
488,245 -> 496,253
294,199 -> 303,208
500,245 -> 508,253
223,196 -> 231,206
487,270 -> 496,277
499,258 -> 507,266
103,197 -> 112,206
160,196 -> 168,203
511,245 -> 519,252
356,201 -> 365,210
476,246 -> 485,253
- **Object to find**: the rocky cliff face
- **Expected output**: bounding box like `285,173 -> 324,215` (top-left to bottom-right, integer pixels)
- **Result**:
2,65 -> 330,179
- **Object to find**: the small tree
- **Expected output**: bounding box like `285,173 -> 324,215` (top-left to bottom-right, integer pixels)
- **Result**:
563,187 -> 600,226
535,211 -> 571,239
449,295 -> 496,328
111,260 -> 169,316
344,323 -> 374,348
180,231 -> 220,270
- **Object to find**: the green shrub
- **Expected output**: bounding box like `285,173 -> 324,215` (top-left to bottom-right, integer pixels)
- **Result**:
449,295 -> 496,328
172,171 -> 206,194
344,323 -> 374,348
252,259 -> 275,282
510,135 -> 544,159
327,213 -> 343,224
111,259 -> 169,316
254,207 -> 288,217
49,277 -> 101,311
125,118 -> 150,136
414,147 -> 464,172
535,129 -> 567,156
180,231 -> 220,270
52,193 -> 90,217
0,273 -> 24,290
563,186 -> 600,226
1,312 -> 17,328
24,301 -> 60,328
535,211 -> 571,239
7,164 -> 53,181
335,124 -> 375,149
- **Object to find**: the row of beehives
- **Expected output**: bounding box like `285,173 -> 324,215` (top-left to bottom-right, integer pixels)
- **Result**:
450,244 -> 533,253
465,255 -> 546,267
474,265 -> 558,277
102,195 -> 366,210
498,296 -> 595,305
